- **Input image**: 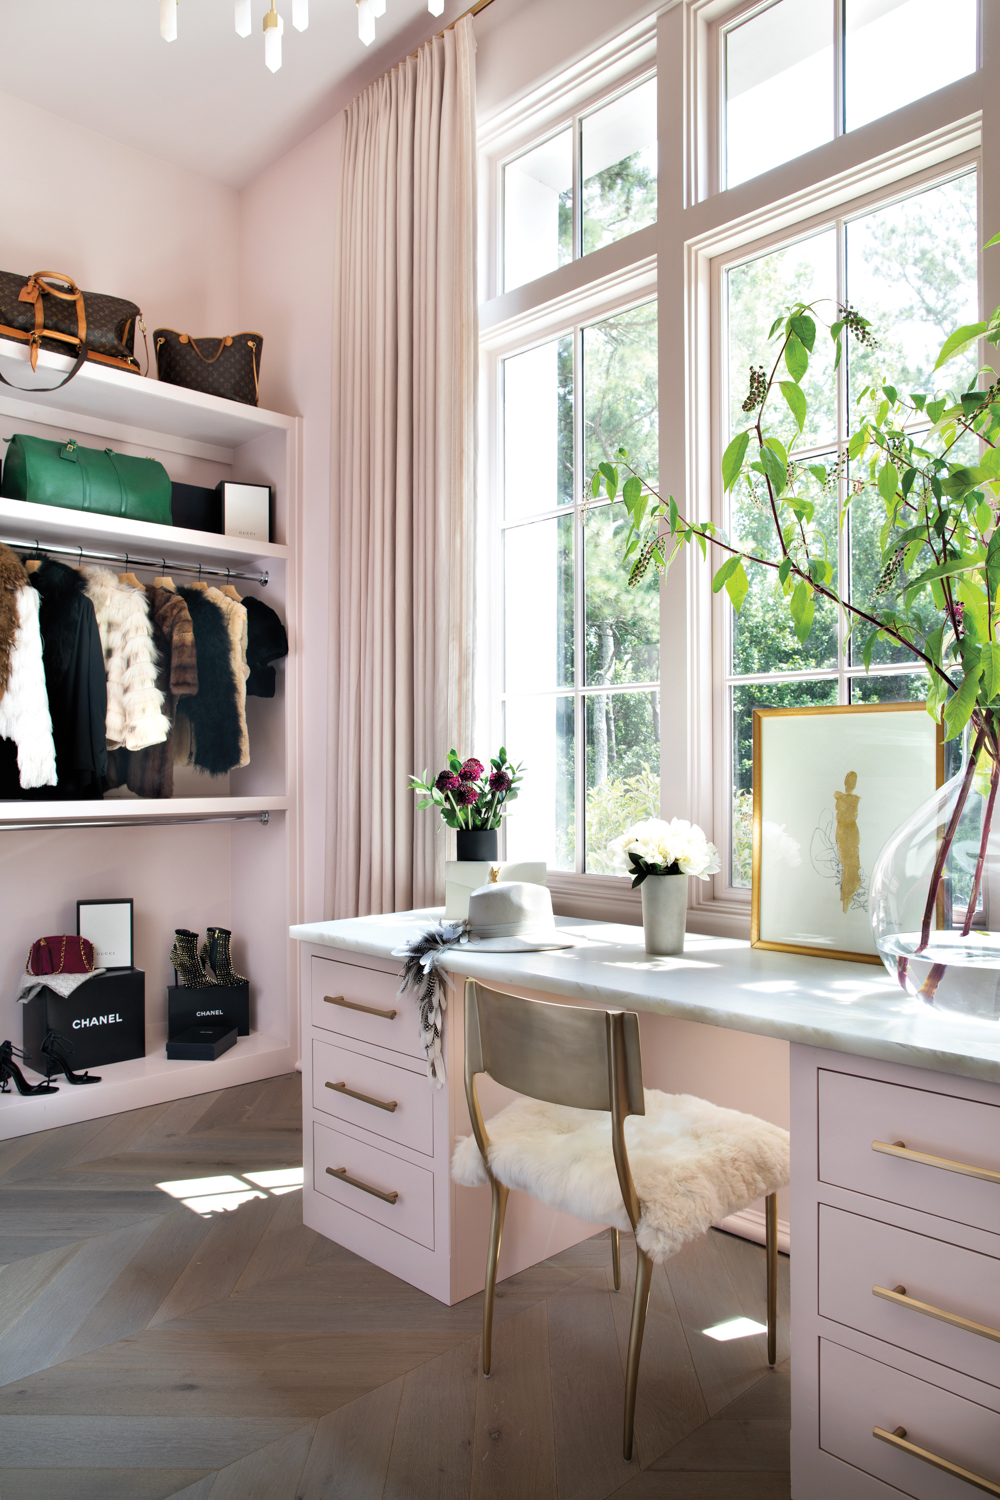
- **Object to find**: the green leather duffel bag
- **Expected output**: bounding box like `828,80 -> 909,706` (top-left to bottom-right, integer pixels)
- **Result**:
1,434 -> 172,526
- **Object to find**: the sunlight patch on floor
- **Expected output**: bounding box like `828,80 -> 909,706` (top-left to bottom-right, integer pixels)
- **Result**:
156,1166 -> 305,1216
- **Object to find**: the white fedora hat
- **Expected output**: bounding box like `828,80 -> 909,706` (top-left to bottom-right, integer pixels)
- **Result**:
464,881 -> 576,952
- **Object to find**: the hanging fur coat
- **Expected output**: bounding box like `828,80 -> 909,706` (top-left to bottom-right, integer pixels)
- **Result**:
21,557 -> 107,799
0,544 -> 28,702
107,585 -> 199,798
83,568 -> 171,752
244,595 -> 288,698
0,583 -> 57,789
175,585 -> 243,776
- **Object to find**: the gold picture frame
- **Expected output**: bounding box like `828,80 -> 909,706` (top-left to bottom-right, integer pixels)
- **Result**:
751,702 -> 945,964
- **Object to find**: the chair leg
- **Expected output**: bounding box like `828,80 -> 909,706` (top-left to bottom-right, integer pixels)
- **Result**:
623,1244 -> 654,1462
611,1227 -> 621,1291
765,1191 -> 778,1368
482,1179 -> 509,1377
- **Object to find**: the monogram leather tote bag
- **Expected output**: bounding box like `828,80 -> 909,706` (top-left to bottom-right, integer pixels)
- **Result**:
0,270 -> 145,390
153,329 -> 262,406
1,435 -> 173,527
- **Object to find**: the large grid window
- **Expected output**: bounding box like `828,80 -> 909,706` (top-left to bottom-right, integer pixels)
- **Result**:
502,75 -> 657,293
721,169 -> 979,886
723,0 -> 978,189
501,300 -> 659,873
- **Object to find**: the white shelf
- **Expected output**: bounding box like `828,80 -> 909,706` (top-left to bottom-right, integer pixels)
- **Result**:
0,795 -> 288,827
0,336 -> 294,456
0,1029 -> 297,1140
0,496 -> 288,570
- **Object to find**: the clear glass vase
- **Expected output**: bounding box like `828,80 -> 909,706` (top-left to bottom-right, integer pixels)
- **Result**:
870,754 -> 1000,1019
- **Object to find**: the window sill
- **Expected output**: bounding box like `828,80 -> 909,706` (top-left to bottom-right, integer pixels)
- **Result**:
547,871 -> 751,940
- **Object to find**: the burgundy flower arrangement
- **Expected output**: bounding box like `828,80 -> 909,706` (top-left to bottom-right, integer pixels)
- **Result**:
410,747 -> 524,831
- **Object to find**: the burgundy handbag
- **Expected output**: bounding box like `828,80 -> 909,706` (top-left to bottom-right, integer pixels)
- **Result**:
26,935 -> 96,976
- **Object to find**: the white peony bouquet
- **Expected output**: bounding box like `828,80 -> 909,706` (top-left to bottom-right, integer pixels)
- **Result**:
608,817 -> 721,888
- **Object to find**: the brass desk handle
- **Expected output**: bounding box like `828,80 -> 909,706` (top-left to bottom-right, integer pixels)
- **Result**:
326,1166 -> 398,1205
872,1139 -> 1000,1187
326,1080 -> 398,1113
874,1425 -> 1000,1496
324,994 -> 397,1021
873,1284 -> 1000,1345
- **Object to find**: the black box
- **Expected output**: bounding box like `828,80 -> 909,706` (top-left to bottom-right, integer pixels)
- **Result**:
167,981 -> 249,1038
171,482 -> 222,534
22,969 -> 145,1075
166,1025 -> 236,1061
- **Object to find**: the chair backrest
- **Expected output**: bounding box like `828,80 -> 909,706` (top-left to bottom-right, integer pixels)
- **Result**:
464,980 -> 644,1116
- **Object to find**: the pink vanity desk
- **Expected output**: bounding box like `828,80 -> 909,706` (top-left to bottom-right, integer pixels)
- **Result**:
291,910 -> 1000,1499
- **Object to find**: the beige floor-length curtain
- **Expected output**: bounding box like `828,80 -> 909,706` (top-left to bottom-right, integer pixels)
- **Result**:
327,16 -> 478,918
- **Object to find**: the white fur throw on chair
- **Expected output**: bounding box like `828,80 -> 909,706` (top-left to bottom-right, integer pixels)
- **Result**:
452,1091 -> 790,1264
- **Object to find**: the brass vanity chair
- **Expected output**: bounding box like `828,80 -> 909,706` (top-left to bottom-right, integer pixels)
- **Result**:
462,978 -> 779,1463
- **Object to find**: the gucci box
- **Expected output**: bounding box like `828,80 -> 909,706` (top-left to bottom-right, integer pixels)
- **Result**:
167,982 -> 249,1039
22,969 -> 146,1075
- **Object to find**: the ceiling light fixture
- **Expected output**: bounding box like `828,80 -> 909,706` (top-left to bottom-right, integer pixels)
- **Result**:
235,0 -> 252,36
263,1 -> 284,70
159,0 -> 178,42
293,0 -> 309,29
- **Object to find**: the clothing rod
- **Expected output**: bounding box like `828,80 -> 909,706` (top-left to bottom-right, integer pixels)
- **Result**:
0,811 -> 271,832
0,536 -> 269,587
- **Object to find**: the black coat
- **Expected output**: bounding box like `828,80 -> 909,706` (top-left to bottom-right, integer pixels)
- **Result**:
176,586 -> 243,776
0,557 -> 107,800
244,594 -> 287,698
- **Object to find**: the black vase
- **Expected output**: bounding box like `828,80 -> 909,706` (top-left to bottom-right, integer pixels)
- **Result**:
456,828 -> 499,862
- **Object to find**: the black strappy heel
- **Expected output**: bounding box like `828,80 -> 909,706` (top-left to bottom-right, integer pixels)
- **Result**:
40,1031 -> 101,1086
0,1040 -> 58,1096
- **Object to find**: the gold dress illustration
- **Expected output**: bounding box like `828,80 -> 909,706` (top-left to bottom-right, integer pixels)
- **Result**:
834,771 -> 861,914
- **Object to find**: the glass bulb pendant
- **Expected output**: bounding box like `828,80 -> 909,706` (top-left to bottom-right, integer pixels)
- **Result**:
263,2 -> 283,70
357,0 -> 375,45
292,0 -> 308,29
870,743 -> 1000,1020
235,0 -> 251,37
160,0 -> 178,42
428,0 -> 444,15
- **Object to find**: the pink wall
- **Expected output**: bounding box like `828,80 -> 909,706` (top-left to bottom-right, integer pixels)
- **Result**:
238,114 -> 343,926
0,90 -> 239,341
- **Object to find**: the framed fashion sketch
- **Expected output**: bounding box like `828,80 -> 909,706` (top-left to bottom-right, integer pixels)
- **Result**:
77,898 -> 134,969
751,703 -> 944,963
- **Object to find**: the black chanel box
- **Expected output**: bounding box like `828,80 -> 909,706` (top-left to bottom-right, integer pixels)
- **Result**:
22,969 -> 146,1075
167,982 -> 249,1039
166,1025 -> 236,1061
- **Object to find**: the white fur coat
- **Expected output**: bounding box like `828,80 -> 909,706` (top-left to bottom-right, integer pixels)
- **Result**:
84,568 -> 171,752
0,584 -> 57,788
452,1089 -> 790,1264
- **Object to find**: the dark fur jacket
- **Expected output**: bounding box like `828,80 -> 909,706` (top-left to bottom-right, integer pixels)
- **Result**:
175,585 -> 243,776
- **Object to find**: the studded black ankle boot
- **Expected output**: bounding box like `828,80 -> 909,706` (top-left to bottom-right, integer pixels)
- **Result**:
170,929 -> 217,988
201,927 -> 248,987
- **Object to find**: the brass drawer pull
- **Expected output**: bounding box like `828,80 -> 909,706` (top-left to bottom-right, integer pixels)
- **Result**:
326,1166 -> 398,1205
873,1284 -> 1000,1345
324,993 -> 397,1021
326,1080 -> 398,1113
874,1425 -> 1000,1496
872,1139 -> 1000,1187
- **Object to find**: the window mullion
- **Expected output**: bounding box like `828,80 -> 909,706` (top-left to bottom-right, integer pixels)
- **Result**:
836,212 -> 849,706
574,323 -> 586,873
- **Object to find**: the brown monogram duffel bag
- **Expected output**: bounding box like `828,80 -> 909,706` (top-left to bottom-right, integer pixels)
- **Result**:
0,270 -> 145,389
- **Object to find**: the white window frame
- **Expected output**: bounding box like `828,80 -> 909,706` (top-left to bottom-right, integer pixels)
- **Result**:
478,0 -> 991,930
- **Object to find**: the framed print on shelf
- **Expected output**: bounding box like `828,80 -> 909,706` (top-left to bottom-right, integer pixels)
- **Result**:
751,703 -> 944,964
77,898 -> 134,970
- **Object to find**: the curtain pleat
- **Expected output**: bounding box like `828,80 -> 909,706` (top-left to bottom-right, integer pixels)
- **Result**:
327,18 -> 478,918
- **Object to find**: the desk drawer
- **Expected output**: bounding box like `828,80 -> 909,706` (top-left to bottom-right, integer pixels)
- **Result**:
310,955 -> 423,1061
818,1069 -> 1000,1236
313,1120 -> 434,1249
821,1339 -> 1000,1498
820,1205 -> 1000,1391
312,1037 -> 433,1157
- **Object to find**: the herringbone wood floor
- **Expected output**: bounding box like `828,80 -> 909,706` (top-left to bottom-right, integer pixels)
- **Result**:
0,1073 -> 791,1499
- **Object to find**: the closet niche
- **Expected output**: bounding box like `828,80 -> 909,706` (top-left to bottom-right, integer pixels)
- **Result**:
0,337 -> 302,1138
